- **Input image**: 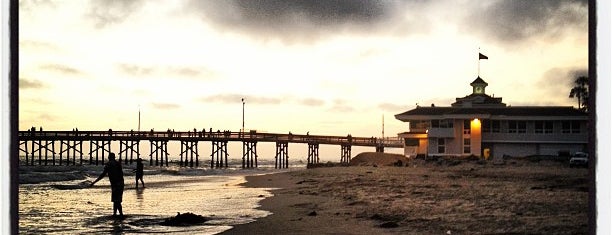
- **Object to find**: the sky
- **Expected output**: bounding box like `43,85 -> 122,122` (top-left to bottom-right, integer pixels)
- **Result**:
18,0 -> 588,160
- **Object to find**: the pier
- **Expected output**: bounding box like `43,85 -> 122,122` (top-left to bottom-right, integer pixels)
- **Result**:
18,129 -> 403,168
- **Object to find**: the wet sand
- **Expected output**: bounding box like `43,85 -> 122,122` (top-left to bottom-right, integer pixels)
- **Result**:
222,159 -> 589,234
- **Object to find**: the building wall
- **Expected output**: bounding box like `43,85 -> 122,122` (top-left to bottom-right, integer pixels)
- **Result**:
492,143 -> 538,158
489,143 -> 586,158
402,118 -> 587,158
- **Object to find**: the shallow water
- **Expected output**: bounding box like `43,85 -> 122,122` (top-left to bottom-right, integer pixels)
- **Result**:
19,169 -> 287,234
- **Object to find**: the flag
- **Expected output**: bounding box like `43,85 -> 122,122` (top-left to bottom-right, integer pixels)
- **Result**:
479,53 -> 488,60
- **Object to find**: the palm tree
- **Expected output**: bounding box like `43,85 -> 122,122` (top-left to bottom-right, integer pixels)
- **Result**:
569,76 -> 588,112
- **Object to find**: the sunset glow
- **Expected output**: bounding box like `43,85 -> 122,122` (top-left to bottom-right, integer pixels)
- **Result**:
19,1 -> 588,159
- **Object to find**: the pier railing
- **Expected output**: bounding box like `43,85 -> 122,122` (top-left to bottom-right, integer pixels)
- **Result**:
18,129 -> 404,168
18,130 -> 403,147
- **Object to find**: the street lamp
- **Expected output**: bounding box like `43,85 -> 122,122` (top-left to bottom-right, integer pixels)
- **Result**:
242,98 -> 245,134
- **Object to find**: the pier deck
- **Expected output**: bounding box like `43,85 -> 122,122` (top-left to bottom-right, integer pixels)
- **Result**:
18,129 -> 404,168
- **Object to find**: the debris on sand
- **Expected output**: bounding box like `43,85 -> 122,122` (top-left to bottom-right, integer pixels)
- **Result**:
160,212 -> 209,226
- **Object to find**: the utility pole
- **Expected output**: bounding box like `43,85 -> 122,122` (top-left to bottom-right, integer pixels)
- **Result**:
382,114 -> 385,139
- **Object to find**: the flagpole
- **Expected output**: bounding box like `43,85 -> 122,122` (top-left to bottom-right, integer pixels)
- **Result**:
478,47 -> 480,76
138,105 -> 141,132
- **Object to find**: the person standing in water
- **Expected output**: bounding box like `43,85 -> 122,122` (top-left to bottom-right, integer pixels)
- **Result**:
91,152 -> 125,217
133,157 -> 145,189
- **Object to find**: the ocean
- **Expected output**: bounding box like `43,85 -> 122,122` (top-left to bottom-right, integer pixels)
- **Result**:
18,160 -> 304,234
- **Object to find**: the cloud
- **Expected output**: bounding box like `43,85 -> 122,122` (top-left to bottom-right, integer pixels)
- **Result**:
118,64 -> 154,77
87,0 -> 145,28
39,113 -> 56,121
19,40 -> 59,51
40,64 -> 83,75
200,94 -> 282,105
329,99 -> 354,112
462,0 -> 588,44
185,0 -> 428,43
168,67 -> 201,77
22,97 -> 52,105
298,98 -> 325,107
117,64 -> 217,79
19,0 -> 55,12
378,102 -> 407,112
19,78 -> 46,89
201,94 -> 328,107
152,103 -> 181,110
538,67 -> 588,95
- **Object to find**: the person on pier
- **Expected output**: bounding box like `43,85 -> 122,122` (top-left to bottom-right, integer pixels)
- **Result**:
133,157 -> 145,189
90,152 -> 125,217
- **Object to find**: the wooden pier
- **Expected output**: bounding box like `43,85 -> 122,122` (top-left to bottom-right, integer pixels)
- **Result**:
18,129 -> 403,168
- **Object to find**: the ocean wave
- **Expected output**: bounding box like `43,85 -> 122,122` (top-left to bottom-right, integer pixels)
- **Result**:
19,161 -> 305,185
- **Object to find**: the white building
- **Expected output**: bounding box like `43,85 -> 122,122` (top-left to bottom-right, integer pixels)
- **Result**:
394,77 -> 588,159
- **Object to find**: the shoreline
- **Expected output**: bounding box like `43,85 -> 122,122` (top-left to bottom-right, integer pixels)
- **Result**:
221,160 -> 589,234
220,168 -> 387,235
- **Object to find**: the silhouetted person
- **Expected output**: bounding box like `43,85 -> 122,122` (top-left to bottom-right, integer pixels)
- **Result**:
91,152 -> 125,217
132,157 -> 145,189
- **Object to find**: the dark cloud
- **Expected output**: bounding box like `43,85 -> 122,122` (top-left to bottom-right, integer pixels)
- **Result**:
152,103 -> 181,110
19,78 -> 46,89
87,0 -> 145,28
569,68 -> 588,79
463,0 -> 587,44
185,0 -> 427,43
40,64 -> 83,75
538,66 -> 588,99
201,94 -> 282,105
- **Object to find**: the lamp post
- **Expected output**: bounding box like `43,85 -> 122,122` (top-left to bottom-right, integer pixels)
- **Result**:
242,98 -> 245,135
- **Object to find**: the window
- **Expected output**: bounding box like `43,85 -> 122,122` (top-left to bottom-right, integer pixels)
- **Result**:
432,120 -> 453,128
508,121 -> 526,133
518,121 -> 526,133
492,120 -> 500,133
409,120 -> 430,130
483,120 -> 500,133
405,138 -> 419,146
482,119 -> 490,133
463,138 -> 471,154
463,120 -> 471,134
437,138 -> 445,153
572,121 -> 581,133
562,121 -> 581,133
535,121 -> 553,134
508,121 -> 517,133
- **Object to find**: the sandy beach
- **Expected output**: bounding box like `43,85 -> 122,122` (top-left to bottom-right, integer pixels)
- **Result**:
222,158 -> 589,234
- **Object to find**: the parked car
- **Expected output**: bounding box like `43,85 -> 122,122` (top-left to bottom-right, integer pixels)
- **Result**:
569,152 -> 588,167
